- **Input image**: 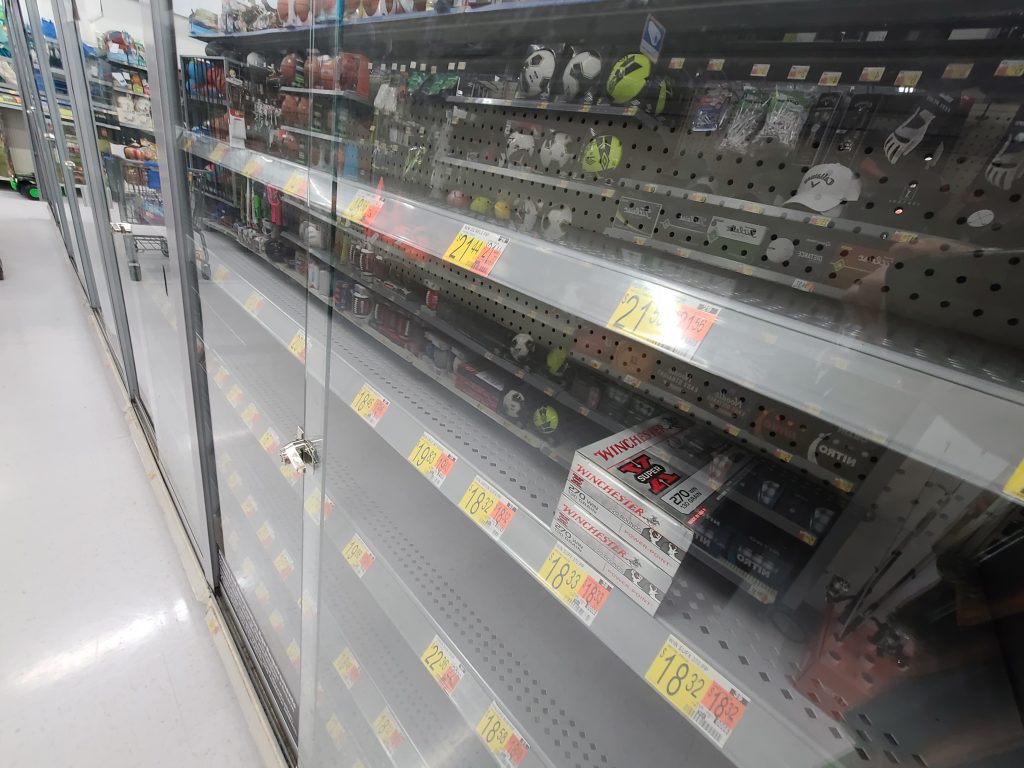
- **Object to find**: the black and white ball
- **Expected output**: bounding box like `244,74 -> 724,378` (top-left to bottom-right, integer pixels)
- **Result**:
513,197 -> 541,232
509,333 -> 535,362
506,131 -> 537,165
540,131 -> 574,169
520,48 -> 556,97
501,389 -> 526,419
561,49 -> 602,102
541,207 -> 572,240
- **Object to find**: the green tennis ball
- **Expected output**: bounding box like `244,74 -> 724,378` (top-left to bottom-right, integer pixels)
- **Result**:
607,53 -> 652,104
533,405 -> 559,434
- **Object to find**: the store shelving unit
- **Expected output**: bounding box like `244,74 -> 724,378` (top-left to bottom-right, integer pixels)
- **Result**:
170,2 -> 1024,767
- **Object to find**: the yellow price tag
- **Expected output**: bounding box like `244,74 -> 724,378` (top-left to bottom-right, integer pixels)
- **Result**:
818,71 -> 841,86
706,58 -> 725,71
286,640 -> 300,665
240,495 -> 257,518
242,157 -> 263,177
212,265 -> 229,283
259,428 -> 279,455
282,172 -> 308,198
341,192 -> 383,226
240,403 -> 259,427
213,367 -> 230,388
442,223 -> 510,277
750,63 -> 769,77
458,476 -> 516,539
608,283 -> 720,362
350,383 -> 389,427
274,550 -> 295,578
226,471 -> 241,489
342,534 -> 374,577
1003,458 -> 1024,501
420,636 -> 465,695
256,521 -> 274,545
476,704 -> 528,765
333,648 -> 361,688
537,544 -> 611,626
226,385 -> 244,406
644,635 -> 750,747
943,62 -> 974,79
859,66 -> 885,82
788,65 -> 809,80
254,581 -> 269,603
408,433 -> 457,488
288,330 -> 306,362
209,143 -> 228,162
268,609 -> 284,631
243,292 -> 264,314
372,709 -> 403,756
325,713 -> 345,751
894,70 -> 922,87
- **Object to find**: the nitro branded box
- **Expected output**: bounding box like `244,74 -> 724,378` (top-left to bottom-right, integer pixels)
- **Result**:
552,495 -> 664,616
569,418 -> 750,569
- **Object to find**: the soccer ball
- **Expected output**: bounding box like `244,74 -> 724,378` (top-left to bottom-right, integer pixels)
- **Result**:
607,52 -> 652,104
513,197 -> 541,232
502,389 -> 525,419
540,132 -> 574,169
520,48 -> 556,97
580,135 -> 622,173
533,405 -> 559,434
509,333 -> 535,362
541,207 -> 572,240
562,49 -> 602,101
506,131 -> 537,165
639,76 -> 670,116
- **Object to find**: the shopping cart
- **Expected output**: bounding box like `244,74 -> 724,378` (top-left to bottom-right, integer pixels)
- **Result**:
106,155 -> 168,263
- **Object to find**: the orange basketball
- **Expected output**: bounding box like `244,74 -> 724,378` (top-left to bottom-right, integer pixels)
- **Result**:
277,0 -> 289,21
295,0 -> 310,21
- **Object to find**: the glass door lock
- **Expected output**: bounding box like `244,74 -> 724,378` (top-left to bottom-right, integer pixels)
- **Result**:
280,429 -> 321,472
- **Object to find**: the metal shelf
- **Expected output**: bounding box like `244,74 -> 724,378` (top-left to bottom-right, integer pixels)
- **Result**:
182,132 -> 1024,501
279,85 -> 370,106
195,227 -> 865,767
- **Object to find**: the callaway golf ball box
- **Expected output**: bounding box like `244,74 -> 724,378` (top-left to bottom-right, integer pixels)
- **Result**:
552,494 -> 665,616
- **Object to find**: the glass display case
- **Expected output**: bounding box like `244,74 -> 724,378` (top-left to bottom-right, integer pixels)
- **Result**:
18,0 -> 1024,766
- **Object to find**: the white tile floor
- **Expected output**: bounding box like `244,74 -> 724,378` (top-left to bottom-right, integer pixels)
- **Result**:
0,194 -> 271,767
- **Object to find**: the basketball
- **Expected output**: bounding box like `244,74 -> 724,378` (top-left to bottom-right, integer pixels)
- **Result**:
277,0 -> 289,21
295,0 -> 310,21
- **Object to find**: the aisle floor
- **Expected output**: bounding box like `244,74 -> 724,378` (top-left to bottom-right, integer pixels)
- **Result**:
0,193 -> 269,767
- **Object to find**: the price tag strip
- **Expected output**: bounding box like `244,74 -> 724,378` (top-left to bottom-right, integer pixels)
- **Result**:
607,283 -> 720,362
350,383 -> 390,428
457,476 -> 517,540
537,543 -> 612,626
420,635 -> 466,696
407,432 -> 457,488
644,634 -> 750,748
372,708 -> 404,757
342,534 -> 375,577
476,703 -> 529,767
442,223 -> 510,277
